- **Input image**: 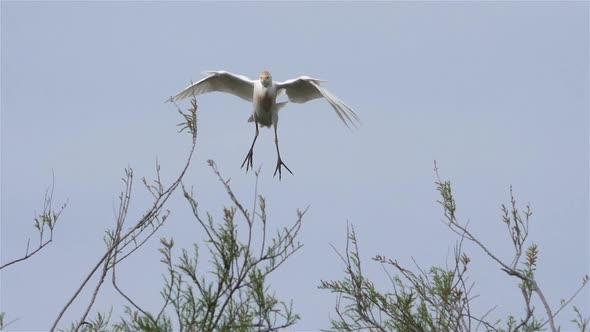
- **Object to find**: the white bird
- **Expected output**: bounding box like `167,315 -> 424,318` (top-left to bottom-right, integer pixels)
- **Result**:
167,70 -> 360,179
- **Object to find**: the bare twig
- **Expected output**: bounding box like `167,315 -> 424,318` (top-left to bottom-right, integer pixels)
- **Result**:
75,168 -> 133,330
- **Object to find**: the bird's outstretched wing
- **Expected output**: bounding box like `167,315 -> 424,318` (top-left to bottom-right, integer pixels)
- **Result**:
276,76 -> 360,129
167,71 -> 256,103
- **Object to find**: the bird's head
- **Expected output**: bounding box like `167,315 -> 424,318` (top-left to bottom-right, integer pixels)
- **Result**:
260,70 -> 272,87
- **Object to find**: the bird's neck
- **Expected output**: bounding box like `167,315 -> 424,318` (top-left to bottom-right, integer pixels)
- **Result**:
261,83 -> 273,94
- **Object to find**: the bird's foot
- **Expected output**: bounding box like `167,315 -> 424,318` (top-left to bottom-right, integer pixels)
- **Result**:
273,158 -> 293,180
241,149 -> 254,172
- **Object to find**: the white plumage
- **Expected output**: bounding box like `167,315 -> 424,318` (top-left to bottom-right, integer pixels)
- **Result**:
167,70 -> 360,179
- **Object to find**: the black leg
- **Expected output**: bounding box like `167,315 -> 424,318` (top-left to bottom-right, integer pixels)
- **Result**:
241,120 -> 259,172
272,125 -> 293,180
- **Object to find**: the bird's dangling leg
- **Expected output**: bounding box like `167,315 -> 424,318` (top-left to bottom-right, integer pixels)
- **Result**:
241,120 -> 259,172
272,125 -> 293,180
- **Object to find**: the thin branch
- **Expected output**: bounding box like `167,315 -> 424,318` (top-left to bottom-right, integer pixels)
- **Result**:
111,221 -> 157,326
76,243 -> 113,330
50,98 -> 198,332
75,168 -> 133,331
542,275 -> 589,327
208,160 -> 252,226
1,173 -> 67,270
434,161 -> 560,332
0,240 -> 53,270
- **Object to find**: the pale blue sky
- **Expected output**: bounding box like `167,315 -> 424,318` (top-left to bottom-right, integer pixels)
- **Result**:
1,1 -> 588,331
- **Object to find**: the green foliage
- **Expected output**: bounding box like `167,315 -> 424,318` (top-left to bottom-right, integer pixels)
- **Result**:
0,175 -> 67,271
112,307 -> 172,332
61,311 -> 113,332
175,97 -> 198,139
66,163 -> 304,332
321,167 -> 589,332
320,226 -> 475,332
153,176 -> 303,332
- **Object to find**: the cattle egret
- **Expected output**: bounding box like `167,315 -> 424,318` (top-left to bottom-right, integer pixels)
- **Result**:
167,70 -> 360,179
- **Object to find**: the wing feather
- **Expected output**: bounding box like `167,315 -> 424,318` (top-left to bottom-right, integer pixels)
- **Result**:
276,77 -> 360,129
167,71 -> 255,103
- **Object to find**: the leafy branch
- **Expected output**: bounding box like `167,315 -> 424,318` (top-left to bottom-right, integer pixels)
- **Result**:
320,162 -> 588,331
0,172 -> 67,271
79,161 -> 305,331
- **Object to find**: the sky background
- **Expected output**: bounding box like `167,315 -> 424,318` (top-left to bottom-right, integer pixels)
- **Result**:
1,1 -> 588,331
